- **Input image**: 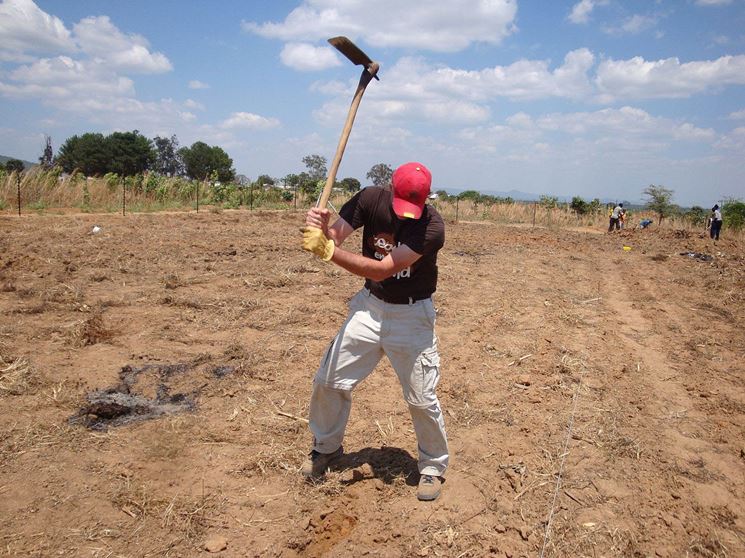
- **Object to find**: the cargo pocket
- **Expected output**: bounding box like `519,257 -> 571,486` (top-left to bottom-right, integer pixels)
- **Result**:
405,347 -> 441,407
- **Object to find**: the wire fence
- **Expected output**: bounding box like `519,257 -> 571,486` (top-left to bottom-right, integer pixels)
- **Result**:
1,169 -> 739,239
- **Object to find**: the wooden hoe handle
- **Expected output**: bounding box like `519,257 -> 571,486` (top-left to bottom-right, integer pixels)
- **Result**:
318,63 -> 380,210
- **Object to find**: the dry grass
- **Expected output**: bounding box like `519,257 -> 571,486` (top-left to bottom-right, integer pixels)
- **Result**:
0,354 -> 36,395
0,421 -> 87,462
5,169 -> 743,241
108,476 -> 228,543
545,520 -> 640,557
66,310 -> 116,347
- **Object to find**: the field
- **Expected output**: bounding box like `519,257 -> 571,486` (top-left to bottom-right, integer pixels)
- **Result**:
1,209 -> 744,557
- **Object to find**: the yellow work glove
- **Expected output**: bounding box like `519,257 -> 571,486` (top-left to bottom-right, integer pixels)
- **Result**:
301,227 -> 334,261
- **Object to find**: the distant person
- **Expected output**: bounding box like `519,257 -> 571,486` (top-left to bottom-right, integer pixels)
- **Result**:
619,208 -> 627,229
608,203 -> 623,232
709,204 -> 722,240
639,218 -> 653,229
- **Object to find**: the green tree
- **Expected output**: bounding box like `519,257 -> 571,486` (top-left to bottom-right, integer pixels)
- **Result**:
684,206 -> 708,227
56,133 -> 109,175
255,174 -> 275,187
340,177 -> 361,193
722,198 -> 745,231
283,173 -> 300,190
302,154 -> 327,182
366,163 -> 393,187
296,172 -> 317,195
108,131 -> 155,176
539,195 -> 559,209
4,159 -> 25,173
588,198 -> 601,213
570,196 -> 588,215
179,141 -> 235,182
643,184 -> 675,224
457,190 -> 481,200
154,135 -> 183,176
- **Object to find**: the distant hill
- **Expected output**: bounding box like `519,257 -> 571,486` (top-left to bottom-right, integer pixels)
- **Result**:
0,155 -> 37,169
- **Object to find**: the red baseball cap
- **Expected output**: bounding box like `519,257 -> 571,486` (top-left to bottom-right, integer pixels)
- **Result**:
391,162 -> 432,219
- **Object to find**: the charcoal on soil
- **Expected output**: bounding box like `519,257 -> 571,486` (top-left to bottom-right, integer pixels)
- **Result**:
71,361 -> 236,430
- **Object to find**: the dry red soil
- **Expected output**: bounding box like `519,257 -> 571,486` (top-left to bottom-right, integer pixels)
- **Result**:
1,210 -> 743,557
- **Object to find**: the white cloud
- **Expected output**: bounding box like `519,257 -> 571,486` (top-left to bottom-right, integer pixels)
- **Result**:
714,126 -> 745,152
73,16 -> 171,73
309,79 -> 349,96
595,54 -> 745,101
243,0 -> 517,52
728,109 -> 745,120
457,107 -> 717,168
310,48 -> 745,129
695,0 -> 732,5
2,56 -> 134,98
184,99 -> 205,111
280,42 -> 341,71
0,1 -> 175,124
568,0 -> 608,24
188,80 -> 210,90
220,112 -> 280,130
383,49 -> 595,105
0,0 -> 75,60
603,13 -> 660,36
534,107 -> 715,142
310,50 -> 597,129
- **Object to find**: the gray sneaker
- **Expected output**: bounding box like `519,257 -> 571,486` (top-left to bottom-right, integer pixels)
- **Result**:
417,474 -> 442,501
300,447 -> 343,478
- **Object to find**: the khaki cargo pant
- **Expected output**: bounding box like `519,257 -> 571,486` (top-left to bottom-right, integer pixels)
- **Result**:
309,288 -> 449,477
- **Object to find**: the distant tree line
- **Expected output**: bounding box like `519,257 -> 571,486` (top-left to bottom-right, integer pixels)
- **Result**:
52,131 -> 236,182
4,137 -> 744,229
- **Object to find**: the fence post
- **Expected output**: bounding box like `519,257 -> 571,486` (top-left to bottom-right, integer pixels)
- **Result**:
455,197 -> 459,223
122,176 -> 126,216
16,173 -> 21,216
250,183 -> 254,211
196,178 -> 201,213
532,202 -> 537,229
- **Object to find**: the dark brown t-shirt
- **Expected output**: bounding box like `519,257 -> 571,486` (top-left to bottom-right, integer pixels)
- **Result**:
338,186 -> 445,300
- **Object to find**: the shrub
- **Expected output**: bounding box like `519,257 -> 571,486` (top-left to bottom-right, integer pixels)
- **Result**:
144,173 -> 162,194
81,183 -> 92,212
209,182 -> 238,204
723,199 -> 745,231
176,178 -> 196,201
104,172 -> 120,190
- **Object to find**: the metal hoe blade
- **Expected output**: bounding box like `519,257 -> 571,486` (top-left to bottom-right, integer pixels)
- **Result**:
328,36 -> 379,80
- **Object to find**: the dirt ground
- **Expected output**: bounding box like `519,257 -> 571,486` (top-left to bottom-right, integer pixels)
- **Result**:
1,209 -> 744,558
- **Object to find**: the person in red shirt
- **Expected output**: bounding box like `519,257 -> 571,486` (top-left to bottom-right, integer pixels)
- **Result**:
300,162 -> 448,501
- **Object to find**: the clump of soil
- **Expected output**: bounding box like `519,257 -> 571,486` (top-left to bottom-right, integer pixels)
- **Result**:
68,311 -> 116,347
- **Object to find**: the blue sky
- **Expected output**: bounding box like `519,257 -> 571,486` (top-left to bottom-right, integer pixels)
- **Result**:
1,0 -> 744,206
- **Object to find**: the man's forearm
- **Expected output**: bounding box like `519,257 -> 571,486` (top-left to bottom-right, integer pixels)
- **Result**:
330,245 -> 390,282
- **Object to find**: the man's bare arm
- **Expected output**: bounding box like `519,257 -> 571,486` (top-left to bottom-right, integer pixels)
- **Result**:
304,207 -> 420,280
331,244 -> 420,282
